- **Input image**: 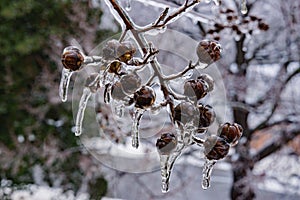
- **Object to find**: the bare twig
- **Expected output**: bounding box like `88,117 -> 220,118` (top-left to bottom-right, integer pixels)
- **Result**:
138,0 -> 202,33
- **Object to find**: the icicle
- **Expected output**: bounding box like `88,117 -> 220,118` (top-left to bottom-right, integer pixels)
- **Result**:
125,0 -> 132,11
74,87 -> 92,136
241,0 -> 248,14
131,109 -> 144,148
159,154 -> 171,193
202,159 -> 216,189
59,68 -> 73,102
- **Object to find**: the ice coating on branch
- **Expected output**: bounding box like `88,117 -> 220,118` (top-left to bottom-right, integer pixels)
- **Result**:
75,87 -> 92,136
241,0 -> 248,14
202,159 -> 216,189
59,68 -> 73,102
131,109 -> 144,148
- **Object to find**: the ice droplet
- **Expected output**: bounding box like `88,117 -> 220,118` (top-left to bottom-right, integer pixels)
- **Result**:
202,159 -> 216,189
125,0 -> 132,11
213,0 -> 221,6
75,87 -> 92,136
195,61 -> 209,70
59,68 -> 73,102
131,109 -> 144,148
205,0 -> 212,3
241,0 -> 248,14
114,101 -> 125,118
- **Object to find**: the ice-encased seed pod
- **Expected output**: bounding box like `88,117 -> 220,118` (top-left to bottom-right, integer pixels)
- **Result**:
173,102 -> 198,125
61,46 -> 84,71
197,74 -> 214,92
197,104 -> 216,130
218,122 -> 243,146
111,82 -> 128,101
184,79 -> 209,100
134,86 -> 156,109
120,72 -> 142,95
156,132 -> 177,155
102,39 -> 136,63
117,41 -> 136,63
102,39 -> 120,61
204,135 -> 230,160
196,40 -> 221,65
108,60 -> 122,74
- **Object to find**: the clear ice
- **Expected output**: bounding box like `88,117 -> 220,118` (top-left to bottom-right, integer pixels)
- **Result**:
131,109 -> 144,148
59,68 -> 73,102
75,87 -> 92,136
202,159 -> 216,189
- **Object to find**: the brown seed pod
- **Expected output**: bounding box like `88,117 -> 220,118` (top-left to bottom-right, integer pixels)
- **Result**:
102,39 -> 136,63
197,74 -> 214,92
196,40 -> 221,65
184,79 -> 209,100
197,104 -> 215,130
156,132 -> 177,155
134,86 -> 156,109
218,122 -> 243,146
117,41 -> 136,63
204,135 -> 230,160
120,73 -> 142,95
108,61 -> 122,74
61,46 -> 84,71
111,82 -> 127,101
173,102 -> 198,125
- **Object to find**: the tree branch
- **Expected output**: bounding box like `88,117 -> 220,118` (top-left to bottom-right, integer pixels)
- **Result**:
250,65 -> 300,134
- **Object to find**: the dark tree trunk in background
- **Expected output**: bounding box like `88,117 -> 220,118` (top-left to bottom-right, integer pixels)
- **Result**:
231,108 -> 255,200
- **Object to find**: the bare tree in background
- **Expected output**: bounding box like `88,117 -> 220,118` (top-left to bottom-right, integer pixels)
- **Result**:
117,0 -> 300,199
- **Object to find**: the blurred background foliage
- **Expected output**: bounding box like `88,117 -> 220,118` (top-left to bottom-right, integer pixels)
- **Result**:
0,0 -> 109,198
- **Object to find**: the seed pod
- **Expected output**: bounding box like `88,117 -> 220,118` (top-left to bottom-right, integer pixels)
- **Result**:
117,41 -> 136,63
61,46 -> 84,71
102,39 -> 119,61
196,40 -> 221,65
173,102 -> 198,125
197,104 -> 215,129
197,74 -> 214,92
134,86 -> 156,109
218,122 -> 243,146
184,79 -> 209,100
108,60 -> 122,74
85,73 -> 99,93
120,72 -> 142,95
204,135 -> 230,160
156,132 -> 177,155
111,82 -> 127,101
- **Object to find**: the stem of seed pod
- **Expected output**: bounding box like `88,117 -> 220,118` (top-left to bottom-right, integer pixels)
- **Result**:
75,87 -> 92,136
59,68 -> 73,102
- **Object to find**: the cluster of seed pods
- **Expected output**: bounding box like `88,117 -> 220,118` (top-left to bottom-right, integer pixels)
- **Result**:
59,37 -> 243,193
